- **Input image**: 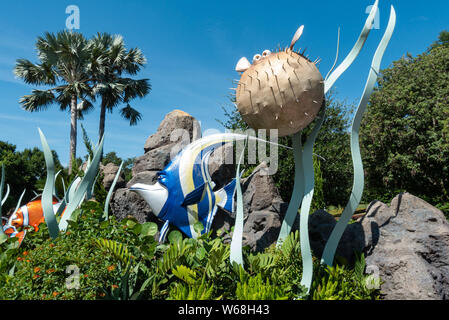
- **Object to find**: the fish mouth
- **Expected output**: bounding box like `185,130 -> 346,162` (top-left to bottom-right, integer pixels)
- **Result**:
128,182 -> 169,217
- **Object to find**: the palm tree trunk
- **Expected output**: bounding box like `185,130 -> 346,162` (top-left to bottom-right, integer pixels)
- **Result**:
98,99 -> 106,159
99,100 -> 106,145
68,94 -> 77,175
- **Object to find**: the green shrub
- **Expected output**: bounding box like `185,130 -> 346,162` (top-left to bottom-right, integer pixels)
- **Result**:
0,200 -> 380,300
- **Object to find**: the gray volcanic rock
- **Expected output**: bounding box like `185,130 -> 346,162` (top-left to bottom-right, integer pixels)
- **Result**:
362,193 -> 449,300
212,162 -> 288,252
308,210 -> 365,265
102,162 -> 125,191
144,109 -> 201,152
307,193 -> 449,300
241,162 -> 283,214
111,109 -> 202,224
126,171 -> 159,188
208,143 -> 236,191
132,143 -> 175,175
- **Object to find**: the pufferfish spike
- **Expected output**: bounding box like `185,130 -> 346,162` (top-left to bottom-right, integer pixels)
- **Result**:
289,25 -> 304,50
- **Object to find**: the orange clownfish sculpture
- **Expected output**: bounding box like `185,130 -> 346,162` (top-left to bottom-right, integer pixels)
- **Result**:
2,195 -> 64,244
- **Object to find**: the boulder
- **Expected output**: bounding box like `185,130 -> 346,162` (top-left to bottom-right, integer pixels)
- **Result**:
208,143 -> 236,191
126,171 -> 159,188
102,162 -> 125,191
307,210 -> 365,265
362,193 -> 449,300
212,162 -> 288,252
144,109 -> 201,152
307,193 -> 449,300
132,143 -> 175,174
111,109 -> 202,223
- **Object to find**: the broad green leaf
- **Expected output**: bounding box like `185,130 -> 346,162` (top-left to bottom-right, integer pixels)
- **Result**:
193,221 -> 204,234
168,230 -> 182,244
141,222 -> 158,237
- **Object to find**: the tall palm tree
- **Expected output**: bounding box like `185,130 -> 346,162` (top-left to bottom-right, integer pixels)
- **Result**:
14,31 -> 94,174
88,33 -> 151,145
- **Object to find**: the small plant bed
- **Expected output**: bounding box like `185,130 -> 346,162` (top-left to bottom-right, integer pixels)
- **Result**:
0,201 -> 381,300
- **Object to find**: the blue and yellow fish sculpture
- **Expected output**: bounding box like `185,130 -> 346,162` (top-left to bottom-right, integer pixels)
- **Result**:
130,133 -> 248,241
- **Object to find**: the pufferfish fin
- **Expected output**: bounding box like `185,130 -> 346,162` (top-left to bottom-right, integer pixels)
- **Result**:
290,25 -> 305,50
235,57 -> 251,72
181,183 -> 207,207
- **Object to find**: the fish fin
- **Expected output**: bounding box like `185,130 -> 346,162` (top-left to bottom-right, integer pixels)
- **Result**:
215,178 -> 238,213
201,149 -> 216,189
158,220 -> 170,243
181,183 -> 207,207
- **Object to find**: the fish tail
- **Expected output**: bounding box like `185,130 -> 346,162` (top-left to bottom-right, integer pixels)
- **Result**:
215,179 -> 238,213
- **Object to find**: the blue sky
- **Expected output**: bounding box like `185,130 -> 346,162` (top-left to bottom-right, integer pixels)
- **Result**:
0,0 -> 448,166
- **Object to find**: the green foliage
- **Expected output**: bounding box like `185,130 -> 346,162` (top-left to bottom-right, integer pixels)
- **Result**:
310,253 -> 379,300
0,199 -> 380,300
360,33 -> 449,213
96,239 -> 133,269
0,141 -> 64,211
236,273 -> 288,300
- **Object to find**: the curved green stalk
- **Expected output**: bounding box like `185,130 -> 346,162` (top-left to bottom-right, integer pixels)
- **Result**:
58,136 -> 104,231
14,189 -> 26,214
230,139 -> 246,267
277,1 -> 379,292
103,161 -> 124,221
1,184 -> 10,206
38,128 -> 60,239
276,132 -> 304,245
321,6 -> 396,266
54,170 -> 61,198
91,172 -> 100,198
55,176 -> 78,217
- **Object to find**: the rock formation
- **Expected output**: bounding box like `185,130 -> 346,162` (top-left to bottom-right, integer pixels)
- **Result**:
309,193 -> 449,300
110,109 -> 201,226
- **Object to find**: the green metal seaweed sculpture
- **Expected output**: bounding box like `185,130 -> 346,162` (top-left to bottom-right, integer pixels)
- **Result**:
233,0 -> 396,293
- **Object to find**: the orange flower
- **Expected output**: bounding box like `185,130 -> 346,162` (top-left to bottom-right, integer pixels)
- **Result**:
33,267 -> 41,273
99,292 -> 106,297
84,274 -> 88,278
49,243 -> 55,248
26,259 -> 30,263
112,284 -> 119,289
22,251 -> 29,256
17,257 -> 24,261
107,265 -> 116,272
66,231 -> 71,236
33,274 -> 40,279
46,268 -> 56,274
52,291 -> 59,297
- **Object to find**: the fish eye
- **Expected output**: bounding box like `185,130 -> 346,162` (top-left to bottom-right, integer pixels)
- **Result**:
253,54 -> 262,63
262,49 -> 271,57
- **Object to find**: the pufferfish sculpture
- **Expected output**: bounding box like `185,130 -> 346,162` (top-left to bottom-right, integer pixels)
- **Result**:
235,26 -> 324,137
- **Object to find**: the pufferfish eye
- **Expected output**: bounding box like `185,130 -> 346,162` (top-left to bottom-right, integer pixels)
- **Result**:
262,49 -> 271,57
252,54 -> 262,63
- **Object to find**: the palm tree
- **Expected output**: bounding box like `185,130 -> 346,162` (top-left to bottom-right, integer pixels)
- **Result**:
88,33 -> 151,146
14,31 -> 94,174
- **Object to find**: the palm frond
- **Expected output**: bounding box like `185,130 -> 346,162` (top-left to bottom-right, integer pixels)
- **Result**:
14,59 -> 56,85
121,78 -> 151,102
120,104 -> 142,126
19,89 -> 56,112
